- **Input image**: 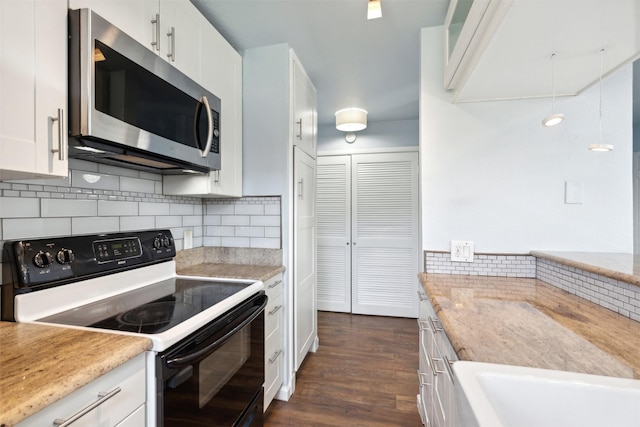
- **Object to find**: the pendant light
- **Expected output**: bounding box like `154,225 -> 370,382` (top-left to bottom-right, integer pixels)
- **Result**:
588,48 -> 613,152
541,53 -> 564,127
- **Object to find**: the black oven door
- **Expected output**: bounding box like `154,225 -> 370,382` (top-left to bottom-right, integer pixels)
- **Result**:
158,292 -> 267,427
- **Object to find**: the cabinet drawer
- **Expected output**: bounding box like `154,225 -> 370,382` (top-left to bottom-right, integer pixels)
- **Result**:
17,353 -> 146,427
265,292 -> 284,342
264,274 -> 283,299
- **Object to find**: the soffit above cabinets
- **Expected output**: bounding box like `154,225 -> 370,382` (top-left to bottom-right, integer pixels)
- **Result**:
451,0 -> 640,103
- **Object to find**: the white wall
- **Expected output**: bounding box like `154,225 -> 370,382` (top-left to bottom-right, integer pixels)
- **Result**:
318,119 -> 418,153
420,27 -> 633,253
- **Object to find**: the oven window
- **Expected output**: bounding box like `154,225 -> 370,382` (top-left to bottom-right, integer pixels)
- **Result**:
199,326 -> 250,408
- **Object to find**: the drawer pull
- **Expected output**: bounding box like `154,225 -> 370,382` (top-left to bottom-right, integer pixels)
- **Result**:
428,316 -> 442,333
53,387 -> 121,426
268,349 -> 283,364
268,280 -> 282,289
268,305 -> 283,316
417,371 -> 430,386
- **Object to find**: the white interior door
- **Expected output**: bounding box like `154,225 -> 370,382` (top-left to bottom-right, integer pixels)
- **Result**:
293,146 -> 317,370
316,155 -> 351,312
351,152 -> 419,318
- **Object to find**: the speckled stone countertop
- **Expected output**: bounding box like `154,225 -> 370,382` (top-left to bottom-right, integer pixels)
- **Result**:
419,273 -> 640,379
532,251 -> 640,287
0,322 -> 150,426
177,263 -> 285,282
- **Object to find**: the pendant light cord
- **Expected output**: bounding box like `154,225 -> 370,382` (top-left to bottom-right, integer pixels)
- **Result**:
550,53 -> 556,113
599,48 -> 604,144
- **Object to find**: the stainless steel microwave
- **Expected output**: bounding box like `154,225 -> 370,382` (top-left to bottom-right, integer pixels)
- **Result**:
68,9 -> 221,174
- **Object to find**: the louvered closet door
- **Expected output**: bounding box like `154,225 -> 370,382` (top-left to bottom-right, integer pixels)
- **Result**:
316,155 -> 351,312
351,152 -> 419,318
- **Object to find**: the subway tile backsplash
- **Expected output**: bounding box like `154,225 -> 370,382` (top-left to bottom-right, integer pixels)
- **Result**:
424,251 -> 536,277
0,159 -> 282,255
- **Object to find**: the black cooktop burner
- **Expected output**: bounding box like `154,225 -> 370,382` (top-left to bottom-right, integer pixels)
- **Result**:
38,278 -> 255,334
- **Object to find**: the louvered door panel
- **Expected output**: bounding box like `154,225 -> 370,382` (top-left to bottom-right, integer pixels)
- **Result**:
316,156 -> 351,312
351,152 -> 419,318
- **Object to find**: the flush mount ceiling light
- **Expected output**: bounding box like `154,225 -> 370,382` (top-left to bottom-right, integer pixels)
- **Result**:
588,48 -> 613,152
367,0 -> 382,20
541,53 -> 564,127
335,108 -> 367,132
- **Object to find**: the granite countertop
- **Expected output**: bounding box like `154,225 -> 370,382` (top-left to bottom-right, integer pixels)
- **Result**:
177,263 -> 285,282
419,273 -> 640,379
0,322 -> 151,426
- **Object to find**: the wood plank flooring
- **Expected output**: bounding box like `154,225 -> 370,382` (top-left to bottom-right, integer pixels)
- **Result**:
264,311 -> 422,427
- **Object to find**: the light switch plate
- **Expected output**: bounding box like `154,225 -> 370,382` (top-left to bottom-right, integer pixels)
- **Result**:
451,241 -> 474,262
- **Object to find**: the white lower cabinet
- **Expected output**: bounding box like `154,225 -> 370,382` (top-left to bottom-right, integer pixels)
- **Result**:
418,288 -> 457,427
17,353 -> 147,427
264,273 -> 284,410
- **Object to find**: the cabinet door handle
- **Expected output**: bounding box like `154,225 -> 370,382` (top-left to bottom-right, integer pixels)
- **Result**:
443,355 -> 455,383
268,349 -> 283,364
167,26 -> 175,61
53,387 -> 121,426
268,280 -> 282,289
50,108 -> 65,160
268,305 -> 283,316
296,118 -> 302,140
298,178 -> 304,199
151,14 -> 160,51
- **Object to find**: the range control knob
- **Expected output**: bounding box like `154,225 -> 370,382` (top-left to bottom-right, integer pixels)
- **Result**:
33,251 -> 54,268
162,235 -> 172,248
153,237 -> 163,250
56,248 -> 75,264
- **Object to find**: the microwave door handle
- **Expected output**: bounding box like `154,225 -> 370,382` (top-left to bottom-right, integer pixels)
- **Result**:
199,95 -> 214,158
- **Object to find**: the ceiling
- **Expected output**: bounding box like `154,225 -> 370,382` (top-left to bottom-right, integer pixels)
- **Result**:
191,0 -> 450,127
191,0 -> 640,129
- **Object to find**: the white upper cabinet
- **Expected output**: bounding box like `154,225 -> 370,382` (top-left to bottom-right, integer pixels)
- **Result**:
447,0 -> 640,103
292,57 -> 317,159
163,14 -> 243,198
68,0 -> 202,83
0,0 -> 68,180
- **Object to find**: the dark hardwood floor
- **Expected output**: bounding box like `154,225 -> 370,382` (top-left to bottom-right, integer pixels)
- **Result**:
264,311 -> 422,426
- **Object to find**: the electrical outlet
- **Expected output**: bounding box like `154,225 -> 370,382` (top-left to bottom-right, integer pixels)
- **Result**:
183,230 -> 193,250
451,241 -> 474,262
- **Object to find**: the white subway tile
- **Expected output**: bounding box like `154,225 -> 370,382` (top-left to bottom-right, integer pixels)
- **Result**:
98,163 -> 138,178
222,236 -> 251,247
203,215 -> 221,226
206,204 -> 234,215
41,199 -> 97,217
155,181 -> 163,194
264,227 -> 281,238
251,216 -> 280,227
69,158 -> 99,172
120,176 -> 155,193
236,227 -> 264,238
203,236 -> 221,247
3,218 -> 71,239
183,215 -> 202,227
235,204 -> 264,215
265,204 -> 281,215
98,200 -> 138,216
139,171 -> 162,182
156,216 -> 182,228
0,197 -> 39,218
140,201 -> 170,216
221,216 -> 250,226
207,226 -> 235,237
71,170 -> 120,191
169,203 -> 194,215
120,216 -> 156,231
72,217 -> 120,234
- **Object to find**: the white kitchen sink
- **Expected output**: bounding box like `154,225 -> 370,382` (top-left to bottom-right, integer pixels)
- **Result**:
453,361 -> 640,427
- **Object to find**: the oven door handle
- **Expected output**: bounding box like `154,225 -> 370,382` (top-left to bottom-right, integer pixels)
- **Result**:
165,295 -> 267,368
